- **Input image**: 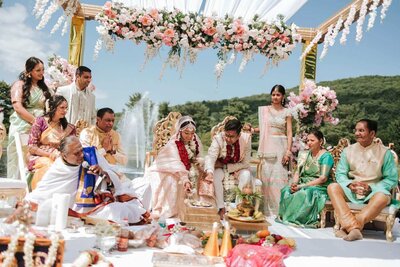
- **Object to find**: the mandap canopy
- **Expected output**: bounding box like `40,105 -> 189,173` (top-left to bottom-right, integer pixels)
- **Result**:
34,0 -> 392,84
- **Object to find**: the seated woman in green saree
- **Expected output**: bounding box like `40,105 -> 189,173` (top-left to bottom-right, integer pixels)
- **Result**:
277,130 -> 334,228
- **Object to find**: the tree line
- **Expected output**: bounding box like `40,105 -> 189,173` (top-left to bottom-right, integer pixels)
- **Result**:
156,75 -> 400,154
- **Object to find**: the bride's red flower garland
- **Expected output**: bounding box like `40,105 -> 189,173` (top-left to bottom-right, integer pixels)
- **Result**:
175,139 -> 199,170
220,141 -> 240,164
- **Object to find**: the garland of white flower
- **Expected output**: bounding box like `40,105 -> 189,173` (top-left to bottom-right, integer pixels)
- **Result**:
44,233 -> 60,267
1,230 -> 22,266
356,0 -> 369,42
340,4 -> 357,45
367,0 -> 380,31
320,24 -> 334,59
23,232 -> 36,267
380,0 -> 393,22
328,16 -> 344,47
1,230 -> 59,267
299,31 -> 322,60
34,0 -> 79,35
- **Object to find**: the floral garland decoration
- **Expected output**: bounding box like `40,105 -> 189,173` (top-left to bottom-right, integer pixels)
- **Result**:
220,140 -> 240,165
1,230 -> 22,266
288,79 -> 339,155
94,2 -> 300,79
356,0 -> 369,42
380,0 -> 393,22
367,0 -> 381,31
340,4 -> 357,45
34,0 -> 80,36
44,233 -> 60,267
299,31 -> 322,60
175,138 -> 199,171
23,232 -> 36,267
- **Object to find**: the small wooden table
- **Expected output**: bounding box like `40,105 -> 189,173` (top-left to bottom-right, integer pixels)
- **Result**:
227,217 -> 271,232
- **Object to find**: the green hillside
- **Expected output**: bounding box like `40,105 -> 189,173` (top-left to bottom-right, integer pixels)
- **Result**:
161,75 -> 400,153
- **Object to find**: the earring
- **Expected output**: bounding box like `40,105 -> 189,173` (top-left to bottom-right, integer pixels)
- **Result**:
28,74 -> 31,78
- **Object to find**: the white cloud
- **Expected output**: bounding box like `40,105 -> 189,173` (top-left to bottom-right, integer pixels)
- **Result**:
93,89 -> 108,100
0,3 -> 60,82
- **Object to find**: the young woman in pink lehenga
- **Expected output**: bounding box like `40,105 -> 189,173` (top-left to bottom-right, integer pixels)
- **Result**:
257,85 -> 292,217
148,116 -> 205,219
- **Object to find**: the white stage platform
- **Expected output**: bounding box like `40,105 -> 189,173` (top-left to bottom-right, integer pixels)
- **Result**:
61,218 -> 400,267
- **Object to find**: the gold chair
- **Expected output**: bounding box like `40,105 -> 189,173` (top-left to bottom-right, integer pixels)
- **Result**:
321,139 -> 399,241
319,138 -> 350,228
144,112 -> 182,169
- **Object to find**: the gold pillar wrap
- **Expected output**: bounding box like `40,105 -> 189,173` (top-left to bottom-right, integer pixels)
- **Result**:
299,40 -> 318,91
68,15 -> 85,66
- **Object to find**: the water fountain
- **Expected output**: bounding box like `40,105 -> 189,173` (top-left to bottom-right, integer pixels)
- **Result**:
117,92 -> 159,178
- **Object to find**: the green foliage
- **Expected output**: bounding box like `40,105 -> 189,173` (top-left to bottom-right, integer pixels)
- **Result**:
162,75 -> 400,155
0,80 -> 12,130
125,92 -> 143,109
158,102 -> 170,119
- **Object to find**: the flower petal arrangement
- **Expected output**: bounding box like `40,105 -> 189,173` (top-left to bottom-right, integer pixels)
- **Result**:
288,79 -> 339,154
94,1 -> 300,79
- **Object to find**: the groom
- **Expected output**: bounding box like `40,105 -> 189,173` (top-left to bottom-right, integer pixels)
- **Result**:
204,118 -> 253,219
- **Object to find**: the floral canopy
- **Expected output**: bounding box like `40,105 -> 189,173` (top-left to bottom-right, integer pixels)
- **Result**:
34,0 -> 393,79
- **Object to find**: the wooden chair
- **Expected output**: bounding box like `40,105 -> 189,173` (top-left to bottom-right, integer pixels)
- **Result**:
14,132 -> 30,182
320,139 -> 400,242
144,112 -> 182,169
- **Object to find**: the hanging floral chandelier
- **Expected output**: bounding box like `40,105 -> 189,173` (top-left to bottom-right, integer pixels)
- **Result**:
94,2 -> 301,79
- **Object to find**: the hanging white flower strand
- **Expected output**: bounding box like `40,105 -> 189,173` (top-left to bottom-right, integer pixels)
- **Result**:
36,1 -> 60,30
299,31 -> 322,60
340,4 -> 357,45
50,15 -> 65,34
320,24 -> 334,59
380,0 -> 393,23
329,16 -> 344,47
367,0 -> 380,31
355,0 -> 369,42
33,0 -> 50,18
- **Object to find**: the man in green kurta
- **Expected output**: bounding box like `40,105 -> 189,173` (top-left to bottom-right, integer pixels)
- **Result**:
328,119 -> 398,241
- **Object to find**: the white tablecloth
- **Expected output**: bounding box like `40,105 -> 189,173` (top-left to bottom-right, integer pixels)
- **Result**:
61,219 -> 400,267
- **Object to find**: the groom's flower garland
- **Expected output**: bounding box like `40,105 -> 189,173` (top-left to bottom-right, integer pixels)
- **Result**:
94,1 -> 300,79
220,141 -> 240,164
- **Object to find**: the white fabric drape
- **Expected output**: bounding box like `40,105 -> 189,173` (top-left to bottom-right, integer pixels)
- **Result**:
113,0 -> 307,22
114,0 -> 203,12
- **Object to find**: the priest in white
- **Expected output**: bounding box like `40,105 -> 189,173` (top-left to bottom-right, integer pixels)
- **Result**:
56,66 -> 96,125
26,136 -> 148,224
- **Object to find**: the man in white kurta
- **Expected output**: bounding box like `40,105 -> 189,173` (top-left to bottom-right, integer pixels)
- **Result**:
26,136 -> 147,224
56,66 -> 96,125
204,119 -> 256,218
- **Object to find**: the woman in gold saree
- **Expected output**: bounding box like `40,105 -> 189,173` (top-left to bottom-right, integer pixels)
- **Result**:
28,95 -> 76,189
7,57 -> 52,179
278,130 -> 334,228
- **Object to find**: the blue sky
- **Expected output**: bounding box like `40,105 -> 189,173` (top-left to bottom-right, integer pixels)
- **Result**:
1,0 -> 399,112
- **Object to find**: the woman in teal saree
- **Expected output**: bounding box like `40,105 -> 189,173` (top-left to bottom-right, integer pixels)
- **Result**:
278,130 -> 334,228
